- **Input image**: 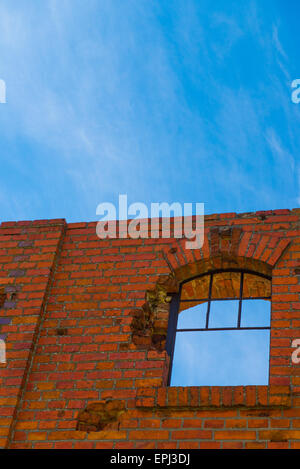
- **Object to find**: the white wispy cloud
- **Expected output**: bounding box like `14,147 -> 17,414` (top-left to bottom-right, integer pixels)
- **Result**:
0,0 -> 299,222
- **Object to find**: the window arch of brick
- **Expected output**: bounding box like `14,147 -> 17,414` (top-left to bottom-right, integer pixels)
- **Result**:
161,226 -> 290,281
130,227 -> 291,357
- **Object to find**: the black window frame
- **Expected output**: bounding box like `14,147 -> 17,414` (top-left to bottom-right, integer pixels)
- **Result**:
165,269 -> 272,386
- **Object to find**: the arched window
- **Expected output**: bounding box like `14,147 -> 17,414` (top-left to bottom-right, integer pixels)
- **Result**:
166,270 -> 271,387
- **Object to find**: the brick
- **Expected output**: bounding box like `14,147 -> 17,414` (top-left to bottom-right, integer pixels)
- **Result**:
172,430 -> 212,439
129,430 -> 169,440
162,418 -> 181,428
259,430 -> 300,441
214,431 -> 256,440
204,420 -> 224,429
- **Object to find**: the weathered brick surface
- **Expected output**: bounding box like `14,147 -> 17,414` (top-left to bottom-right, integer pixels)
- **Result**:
0,209 -> 299,449
0,219 -> 66,448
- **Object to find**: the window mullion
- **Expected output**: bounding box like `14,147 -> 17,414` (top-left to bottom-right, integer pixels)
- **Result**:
237,272 -> 244,328
205,273 -> 213,329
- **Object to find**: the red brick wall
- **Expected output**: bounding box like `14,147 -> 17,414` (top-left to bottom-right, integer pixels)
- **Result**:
0,209 -> 299,449
0,219 -> 66,448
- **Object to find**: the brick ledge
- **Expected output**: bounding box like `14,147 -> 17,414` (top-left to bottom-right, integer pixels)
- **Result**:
135,385 -> 291,409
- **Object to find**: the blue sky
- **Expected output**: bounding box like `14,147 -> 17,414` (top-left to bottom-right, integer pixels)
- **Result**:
171,329 -> 270,386
0,0 -> 299,223
172,299 -> 271,386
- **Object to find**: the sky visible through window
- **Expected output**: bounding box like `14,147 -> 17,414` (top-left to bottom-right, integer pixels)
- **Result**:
171,327 -> 271,386
171,300 -> 271,386
170,272 -> 271,386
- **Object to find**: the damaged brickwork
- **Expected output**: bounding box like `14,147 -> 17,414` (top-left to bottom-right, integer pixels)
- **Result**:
76,399 -> 126,432
130,273 -> 179,352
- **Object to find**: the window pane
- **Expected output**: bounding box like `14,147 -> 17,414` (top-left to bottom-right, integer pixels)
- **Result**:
177,302 -> 207,329
181,275 -> 210,301
209,300 -> 239,328
179,300 -> 204,313
243,273 -> 271,298
171,329 -> 270,386
211,272 -> 240,299
241,299 -> 271,328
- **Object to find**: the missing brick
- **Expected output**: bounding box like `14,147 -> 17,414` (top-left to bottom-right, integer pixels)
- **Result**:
0,289 -> 6,309
76,399 -> 126,432
56,328 -> 68,336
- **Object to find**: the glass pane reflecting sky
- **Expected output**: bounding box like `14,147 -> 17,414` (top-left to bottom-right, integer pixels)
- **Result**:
241,299 -> 271,327
171,329 -> 270,386
177,302 -> 208,329
208,300 -> 239,328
